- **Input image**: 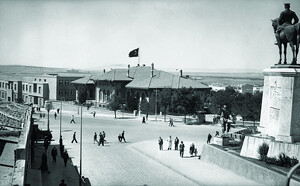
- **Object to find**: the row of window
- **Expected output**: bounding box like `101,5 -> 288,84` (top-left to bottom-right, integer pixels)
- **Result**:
22,84 -> 42,94
58,91 -> 75,95
59,80 -> 71,85
34,78 -> 47,82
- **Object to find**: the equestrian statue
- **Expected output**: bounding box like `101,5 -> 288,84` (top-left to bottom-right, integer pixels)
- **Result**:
272,3 -> 299,65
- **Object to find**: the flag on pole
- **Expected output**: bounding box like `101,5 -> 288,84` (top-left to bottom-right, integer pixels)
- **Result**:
129,48 -> 139,57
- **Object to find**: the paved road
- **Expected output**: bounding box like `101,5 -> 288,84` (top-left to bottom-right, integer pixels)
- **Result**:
36,106 -> 259,186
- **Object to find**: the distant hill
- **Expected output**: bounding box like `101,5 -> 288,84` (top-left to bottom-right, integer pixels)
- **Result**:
0,65 -> 264,86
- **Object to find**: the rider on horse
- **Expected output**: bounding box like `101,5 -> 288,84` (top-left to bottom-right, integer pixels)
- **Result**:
275,3 -> 298,45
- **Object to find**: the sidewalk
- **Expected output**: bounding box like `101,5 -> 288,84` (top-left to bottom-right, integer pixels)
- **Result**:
129,140 -> 262,186
27,143 -> 87,186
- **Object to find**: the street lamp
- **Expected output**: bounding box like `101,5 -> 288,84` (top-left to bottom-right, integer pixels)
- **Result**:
80,102 -> 86,186
59,97 -> 65,137
45,100 -> 53,131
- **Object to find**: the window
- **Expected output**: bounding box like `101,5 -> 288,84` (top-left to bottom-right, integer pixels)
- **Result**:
65,91 -> 69,95
34,78 -> 36,81
33,84 -> 37,93
59,80 -> 63,85
14,84 -> 16,90
44,79 -> 46,82
23,85 -> 25,91
29,86 -> 32,92
26,85 -> 28,91
59,91 -> 63,95
39,79 -> 41,82
38,87 -> 41,94
65,81 -> 70,85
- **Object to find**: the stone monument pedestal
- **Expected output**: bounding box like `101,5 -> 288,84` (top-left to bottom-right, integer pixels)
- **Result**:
259,66 -> 300,143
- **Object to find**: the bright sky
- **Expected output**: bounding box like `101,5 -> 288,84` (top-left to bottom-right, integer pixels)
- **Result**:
0,0 -> 299,72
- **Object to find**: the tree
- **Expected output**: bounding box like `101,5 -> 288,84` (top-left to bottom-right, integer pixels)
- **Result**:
209,87 -> 236,114
126,95 -> 139,112
107,95 -> 124,118
78,92 -> 87,104
157,89 -> 172,121
169,88 -> 203,123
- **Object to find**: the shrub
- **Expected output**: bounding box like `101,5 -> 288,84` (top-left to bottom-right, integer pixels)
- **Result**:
265,156 -> 279,165
257,142 -> 269,161
278,153 -> 291,167
290,156 -> 299,167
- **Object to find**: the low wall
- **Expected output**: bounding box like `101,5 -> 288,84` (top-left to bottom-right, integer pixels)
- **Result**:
201,144 -> 300,186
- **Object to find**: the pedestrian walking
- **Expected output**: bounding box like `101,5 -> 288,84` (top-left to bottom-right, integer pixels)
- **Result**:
51,146 -> 57,162
70,115 -> 75,123
94,132 -> 97,144
174,137 -> 179,150
158,137 -> 163,150
102,131 -> 106,142
60,145 -> 64,157
215,131 -> 220,137
40,152 -> 49,172
54,112 -> 57,120
142,116 -> 146,123
62,150 -> 69,167
207,133 -> 212,144
93,111 -> 96,118
189,143 -> 195,156
57,108 -> 60,114
59,179 -> 67,186
167,136 -> 172,150
170,118 -> 174,127
71,132 -> 78,143
169,118 -> 172,126
179,141 -> 185,158
99,132 -> 104,146
44,137 -> 50,152
118,134 -> 122,142
121,131 -> 126,142
59,135 -> 63,147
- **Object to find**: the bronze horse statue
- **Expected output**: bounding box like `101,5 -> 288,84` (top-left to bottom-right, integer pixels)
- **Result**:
272,18 -> 300,65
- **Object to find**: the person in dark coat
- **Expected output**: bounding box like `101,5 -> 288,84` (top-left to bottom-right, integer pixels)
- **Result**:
94,132 -> 97,144
179,141 -> 185,158
121,131 -> 126,142
174,137 -> 179,150
40,152 -> 49,172
62,150 -> 69,167
51,146 -> 57,162
99,132 -> 104,146
207,133 -> 212,144
59,179 -> 67,186
44,137 -> 50,152
142,116 -> 146,123
71,132 -> 78,143
54,112 -> 57,120
158,137 -> 163,150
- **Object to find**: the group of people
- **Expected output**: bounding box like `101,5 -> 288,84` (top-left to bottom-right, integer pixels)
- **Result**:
94,131 -> 106,146
40,135 -> 70,174
158,136 -> 197,158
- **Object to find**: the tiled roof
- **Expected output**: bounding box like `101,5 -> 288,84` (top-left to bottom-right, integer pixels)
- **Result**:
126,69 -> 210,89
92,69 -> 132,81
92,65 -> 210,89
71,75 -> 95,85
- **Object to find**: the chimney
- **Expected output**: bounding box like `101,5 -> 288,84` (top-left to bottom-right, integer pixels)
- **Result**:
151,63 -> 154,77
180,70 -> 183,77
127,64 -> 130,77
103,69 -> 106,73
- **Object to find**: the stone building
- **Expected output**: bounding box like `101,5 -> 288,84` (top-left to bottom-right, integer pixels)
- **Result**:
91,64 -> 211,113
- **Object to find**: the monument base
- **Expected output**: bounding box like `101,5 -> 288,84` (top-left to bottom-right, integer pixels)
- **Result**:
213,136 -> 229,146
240,135 -> 273,159
276,135 -> 300,143
268,140 -> 300,160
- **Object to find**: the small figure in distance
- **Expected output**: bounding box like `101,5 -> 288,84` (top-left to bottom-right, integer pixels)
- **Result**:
179,141 -> 185,158
207,133 -> 212,144
158,137 -> 163,150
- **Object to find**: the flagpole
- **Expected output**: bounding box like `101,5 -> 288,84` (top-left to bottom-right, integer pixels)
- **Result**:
138,47 -> 140,66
